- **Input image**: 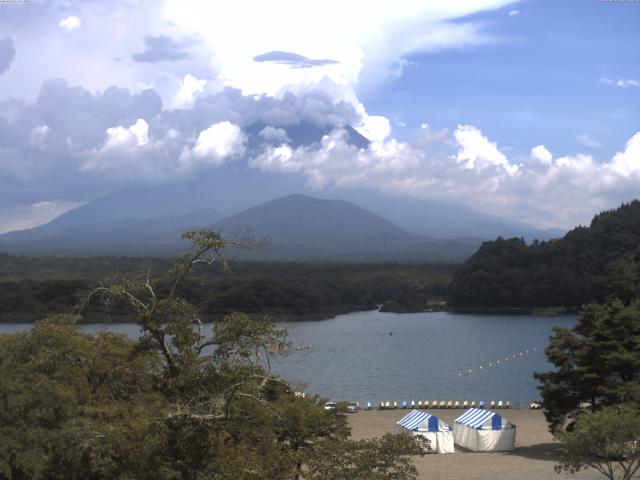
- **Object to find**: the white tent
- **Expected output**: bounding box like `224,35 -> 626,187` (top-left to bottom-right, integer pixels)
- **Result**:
396,410 -> 455,454
453,408 -> 516,452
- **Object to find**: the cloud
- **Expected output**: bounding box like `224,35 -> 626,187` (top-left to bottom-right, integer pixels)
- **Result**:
58,16 -> 82,31
508,9 -> 519,16
5,75 -> 640,231
454,124 -> 517,175
616,79 -> 640,88
132,34 -> 191,63
259,126 -> 290,143
0,37 -> 15,74
577,133 -> 602,148
250,125 -> 640,229
173,74 -> 206,108
186,121 -> 246,166
253,51 -> 339,68
0,79 -> 360,212
164,0 -> 517,100
609,132 -> 640,177
601,77 -> 640,88
0,200 -> 85,234
530,145 -> 552,165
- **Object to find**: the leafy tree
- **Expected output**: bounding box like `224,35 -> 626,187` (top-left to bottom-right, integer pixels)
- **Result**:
535,298 -> 640,430
555,405 -> 640,480
535,248 -> 640,431
0,314 -> 166,480
0,229 -> 425,479
301,433 -> 428,480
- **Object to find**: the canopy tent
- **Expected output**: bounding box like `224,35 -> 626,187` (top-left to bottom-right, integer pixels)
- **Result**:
453,408 -> 516,452
396,410 -> 454,454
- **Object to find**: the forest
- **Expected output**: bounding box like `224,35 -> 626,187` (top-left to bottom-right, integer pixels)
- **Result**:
0,255 -> 454,322
448,200 -> 640,309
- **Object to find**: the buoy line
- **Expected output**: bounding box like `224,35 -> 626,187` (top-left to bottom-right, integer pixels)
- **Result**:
456,347 -> 538,377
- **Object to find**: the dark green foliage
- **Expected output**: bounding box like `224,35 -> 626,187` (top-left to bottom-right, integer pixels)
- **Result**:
535,298 -> 640,431
301,433 -> 427,480
0,230 -> 426,479
535,247 -> 640,432
555,405 -> 640,480
449,200 -> 640,308
0,315 -> 166,480
0,259 -> 454,322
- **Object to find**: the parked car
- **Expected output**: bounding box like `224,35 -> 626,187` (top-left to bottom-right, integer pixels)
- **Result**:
324,401 -> 336,410
346,401 -> 359,413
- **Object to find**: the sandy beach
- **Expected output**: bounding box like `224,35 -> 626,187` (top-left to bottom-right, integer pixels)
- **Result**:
348,409 -> 602,480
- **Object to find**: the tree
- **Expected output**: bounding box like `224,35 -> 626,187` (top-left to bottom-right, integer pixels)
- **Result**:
301,433 -> 428,480
0,314 -> 166,480
555,405 -> 640,480
1,229 -> 425,479
535,298 -> 640,430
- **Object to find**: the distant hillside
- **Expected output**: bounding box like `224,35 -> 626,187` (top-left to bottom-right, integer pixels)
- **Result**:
214,194 -> 479,261
0,193 -> 480,261
448,200 -> 640,309
0,209 -> 224,256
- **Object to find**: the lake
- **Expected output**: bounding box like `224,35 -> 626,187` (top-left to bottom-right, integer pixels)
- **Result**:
0,310 -> 576,405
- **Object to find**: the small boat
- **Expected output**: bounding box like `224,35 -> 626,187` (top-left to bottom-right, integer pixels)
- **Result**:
463,400 -> 469,408
411,400 -> 416,409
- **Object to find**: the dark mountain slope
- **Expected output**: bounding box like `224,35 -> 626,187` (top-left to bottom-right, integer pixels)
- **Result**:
448,200 -> 640,308
214,194 -> 480,261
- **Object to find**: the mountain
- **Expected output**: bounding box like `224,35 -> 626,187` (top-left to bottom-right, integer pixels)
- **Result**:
0,193 -> 481,261
0,121 -> 564,258
212,194 -> 479,261
448,200 -> 640,309
322,188 -> 564,241
0,209 -> 224,256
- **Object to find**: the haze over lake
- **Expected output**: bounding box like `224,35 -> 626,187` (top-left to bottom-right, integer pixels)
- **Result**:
1,310 -> 576,405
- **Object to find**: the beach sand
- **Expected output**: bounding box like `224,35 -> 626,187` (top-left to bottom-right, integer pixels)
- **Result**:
348,409 -> 602,480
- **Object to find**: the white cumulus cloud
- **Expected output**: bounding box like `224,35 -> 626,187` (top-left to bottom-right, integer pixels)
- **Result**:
58,16 -> 82,31
187,121 -> 246,166
531,145 -> 552,165
454,124 -> 517,175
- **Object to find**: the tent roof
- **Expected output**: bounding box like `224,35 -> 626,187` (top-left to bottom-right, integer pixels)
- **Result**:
454,408 -> 506,430
397,410 -> 450,432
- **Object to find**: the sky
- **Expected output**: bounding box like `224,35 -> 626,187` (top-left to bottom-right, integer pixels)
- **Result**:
0,0 -> 639,233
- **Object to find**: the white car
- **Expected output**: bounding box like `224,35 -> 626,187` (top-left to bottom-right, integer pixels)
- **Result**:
324,401 -> 336,410
346,401 -> 359,413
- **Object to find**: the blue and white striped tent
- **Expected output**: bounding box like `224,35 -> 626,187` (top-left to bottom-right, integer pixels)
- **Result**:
396,410 -> 454,453
453,408 -> 515,452
454,408 -> 506,430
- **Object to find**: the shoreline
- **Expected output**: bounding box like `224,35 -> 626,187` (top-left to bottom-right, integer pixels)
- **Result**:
0,304 -> 578,324
348,409 -> 600,480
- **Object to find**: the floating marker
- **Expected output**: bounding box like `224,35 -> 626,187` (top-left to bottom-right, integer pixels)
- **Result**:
455,346 -> 540,376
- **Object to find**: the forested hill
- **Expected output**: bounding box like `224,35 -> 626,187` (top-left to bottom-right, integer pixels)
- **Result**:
448,200 -> 640,309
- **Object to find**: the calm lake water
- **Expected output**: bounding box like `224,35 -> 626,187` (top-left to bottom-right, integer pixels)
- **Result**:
0,310 -> 576,405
